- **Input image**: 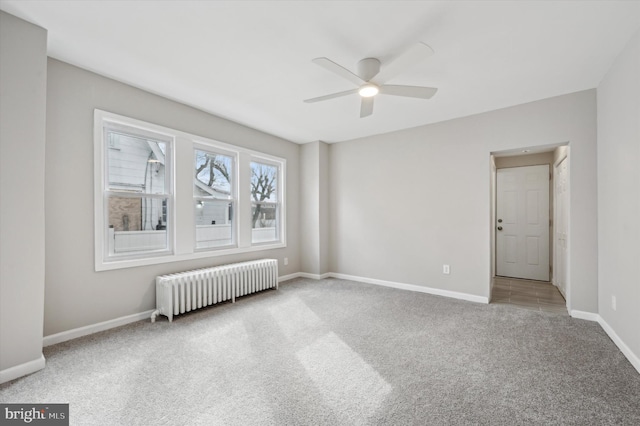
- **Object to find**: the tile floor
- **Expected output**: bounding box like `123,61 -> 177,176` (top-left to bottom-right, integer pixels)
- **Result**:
491,276 -> 567,314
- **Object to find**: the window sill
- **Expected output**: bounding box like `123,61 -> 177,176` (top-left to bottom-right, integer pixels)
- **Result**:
95,242 -> 286,272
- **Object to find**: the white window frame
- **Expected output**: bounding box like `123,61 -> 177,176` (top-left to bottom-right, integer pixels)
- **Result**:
94,111 -> 176,270
193,144 -> 239,251
249,156 -> 285,246
94,109 -> 286,271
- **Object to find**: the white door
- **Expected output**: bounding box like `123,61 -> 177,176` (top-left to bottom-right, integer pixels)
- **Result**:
496,165 -> 550,281
554,158 -> 569,297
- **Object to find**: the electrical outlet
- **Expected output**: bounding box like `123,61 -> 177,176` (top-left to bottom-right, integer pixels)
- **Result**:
284,257 -> 288,266
443,264 -> 450,275
612,295 -> 616,311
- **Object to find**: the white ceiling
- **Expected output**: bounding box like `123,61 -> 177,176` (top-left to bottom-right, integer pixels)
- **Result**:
2,1 -> 639,144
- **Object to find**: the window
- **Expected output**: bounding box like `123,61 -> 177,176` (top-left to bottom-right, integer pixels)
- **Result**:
101,120 -> 173,261
250,160 -> 281,244
194,148 -> 236,249
95,110 -> 286,271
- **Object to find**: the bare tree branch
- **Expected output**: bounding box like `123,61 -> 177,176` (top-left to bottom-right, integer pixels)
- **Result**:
195,157 -> 209,176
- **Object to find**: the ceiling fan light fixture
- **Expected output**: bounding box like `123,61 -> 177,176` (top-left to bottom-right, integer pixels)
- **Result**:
358,84 -> 379,98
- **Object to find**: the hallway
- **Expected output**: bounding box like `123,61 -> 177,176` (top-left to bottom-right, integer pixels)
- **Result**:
492,277 -> 567,314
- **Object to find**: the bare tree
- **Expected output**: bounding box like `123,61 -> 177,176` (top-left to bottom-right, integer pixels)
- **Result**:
195,152 -> 230,188
251,164 -> 277,227
195,154 -> 277,227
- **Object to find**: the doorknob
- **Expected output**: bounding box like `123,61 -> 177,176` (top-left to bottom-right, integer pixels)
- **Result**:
497,226 -> 503,231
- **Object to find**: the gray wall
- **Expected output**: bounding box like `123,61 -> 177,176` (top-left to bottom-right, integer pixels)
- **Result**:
45,59 -> 300,336
597,29 -> 640,359
318,141 -> 330,275
300,142 -> 320,274
329,90 -> 598,312
0,12 -> 47,379
299,141 -> 330,276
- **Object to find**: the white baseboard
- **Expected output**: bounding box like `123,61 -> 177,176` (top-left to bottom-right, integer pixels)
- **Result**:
329,272 -> 489,304
43,310 -> 155,347
44,273 -> 316,347
569,310 -> 600,321
597,317 -> 640,375
280,272 -> 331,281
569,310 -> 640,375
37,272 -> 640,377
297,272 -> 331,280
0,354 -> 45,384
278,272 -> 304,282
281,271 -> 489,304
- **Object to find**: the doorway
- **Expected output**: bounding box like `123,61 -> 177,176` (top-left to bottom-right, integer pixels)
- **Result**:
490,146 -> 570,311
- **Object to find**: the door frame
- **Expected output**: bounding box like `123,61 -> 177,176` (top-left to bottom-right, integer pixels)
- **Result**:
553,152 -> 571,310
489,145 -> 571,308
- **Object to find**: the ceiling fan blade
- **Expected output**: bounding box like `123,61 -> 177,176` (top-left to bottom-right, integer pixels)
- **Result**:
360,97 -> 374,118
379,85 -> 438,99
303,88 -> 359,103
312,57 -> 365,86
372,42 -> 435,84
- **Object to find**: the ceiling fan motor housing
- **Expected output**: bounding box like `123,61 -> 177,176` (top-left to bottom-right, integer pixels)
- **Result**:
357,58 -> 381,81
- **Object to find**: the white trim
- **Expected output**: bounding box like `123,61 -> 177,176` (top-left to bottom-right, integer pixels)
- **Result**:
569,309 -> 600,321
553,152 -> 568,168
297,272 -> 332,280
249,156 -> 286,247
43,310 -> 155,347
598,317 -> 640,375
278,272 -> 332,282
0,354 -> 45,384
94,109 -> 288,272
568,311 -> 640,375
280,272 -> 488,303
97,242 -> 287,271
329,272 -> 489,304
95,110 -> 176,271
278,272 -> 304,282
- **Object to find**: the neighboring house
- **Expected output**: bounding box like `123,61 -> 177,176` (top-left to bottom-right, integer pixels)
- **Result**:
107,139 -> 269,250
108,137 -> 235,250
107,133 -> 167,231
194,180 -> 232,226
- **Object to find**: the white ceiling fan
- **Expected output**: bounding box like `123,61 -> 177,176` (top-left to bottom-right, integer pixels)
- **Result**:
304,42 -> 438,118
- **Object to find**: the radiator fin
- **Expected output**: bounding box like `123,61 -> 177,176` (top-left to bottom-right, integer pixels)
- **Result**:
152,259 -> 278,322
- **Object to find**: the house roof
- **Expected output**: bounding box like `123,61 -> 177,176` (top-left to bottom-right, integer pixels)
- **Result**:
194,180 -> 231,199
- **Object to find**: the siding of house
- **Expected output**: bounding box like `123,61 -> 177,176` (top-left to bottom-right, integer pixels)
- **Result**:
107,133 -> 167,231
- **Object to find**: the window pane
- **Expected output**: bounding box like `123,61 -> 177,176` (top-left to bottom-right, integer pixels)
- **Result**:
194,150 -> 232,198
251,203 -> 278,243
250,162 -> 278,202
195,200 -> 233,248
107,196 -> 168,254
250,161 -> 279,244
107,131 -> 167,194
